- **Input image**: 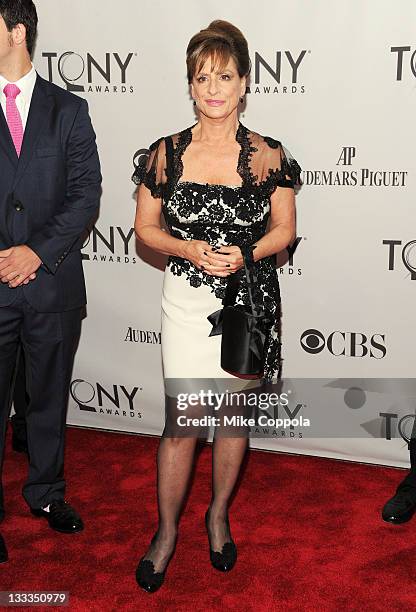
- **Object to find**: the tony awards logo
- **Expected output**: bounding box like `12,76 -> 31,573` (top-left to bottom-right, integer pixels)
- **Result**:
42,51 -> 136,94
246,50 -> 309,95
70,379 -> 142,419
391,46 -> 416,81
82,225 -> 137,265
383,240 -> 416,280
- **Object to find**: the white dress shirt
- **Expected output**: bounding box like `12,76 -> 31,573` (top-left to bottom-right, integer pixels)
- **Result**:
0,63 -> 37,130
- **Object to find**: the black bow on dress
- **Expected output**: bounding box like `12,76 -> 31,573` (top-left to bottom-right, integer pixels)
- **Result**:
207,306 -> 271,360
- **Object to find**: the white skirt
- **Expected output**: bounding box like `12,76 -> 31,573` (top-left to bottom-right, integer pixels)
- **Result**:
161,266 -> 262,392
161,266 -> 228,378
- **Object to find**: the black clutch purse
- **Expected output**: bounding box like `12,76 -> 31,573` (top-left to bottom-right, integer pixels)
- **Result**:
207,245 -> 270,378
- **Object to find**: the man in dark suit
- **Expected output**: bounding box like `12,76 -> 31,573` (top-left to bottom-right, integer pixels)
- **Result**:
0,0 -> 101,563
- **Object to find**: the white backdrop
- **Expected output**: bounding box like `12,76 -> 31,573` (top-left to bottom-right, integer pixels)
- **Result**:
32,0 -> 415,466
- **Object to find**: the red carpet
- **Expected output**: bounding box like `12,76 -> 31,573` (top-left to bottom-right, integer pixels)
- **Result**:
1,427 -> 415,611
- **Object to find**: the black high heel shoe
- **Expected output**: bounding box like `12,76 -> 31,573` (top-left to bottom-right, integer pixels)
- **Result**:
205,508 -> 237,572
135,533 -> 176,593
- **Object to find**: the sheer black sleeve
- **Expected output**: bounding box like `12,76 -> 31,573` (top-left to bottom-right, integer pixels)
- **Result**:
263,137 -> 302,192
131,137 -> 167,199
243,130 -> 302,196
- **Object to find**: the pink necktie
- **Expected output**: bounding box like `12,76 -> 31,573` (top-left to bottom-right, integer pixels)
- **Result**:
3,83 -> 24,157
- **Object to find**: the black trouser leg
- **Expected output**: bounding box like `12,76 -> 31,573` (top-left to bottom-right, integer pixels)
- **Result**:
20,298 -> 82,510
0,302 -> 24,522
10,344 -> 29,442
397,438 -> 416,489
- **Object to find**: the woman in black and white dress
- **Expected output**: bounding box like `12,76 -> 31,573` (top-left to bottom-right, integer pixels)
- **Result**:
132,20 -> 301,592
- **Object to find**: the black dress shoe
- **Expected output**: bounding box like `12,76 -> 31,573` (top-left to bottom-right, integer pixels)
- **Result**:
12,433 -> 28,455
135,533 -> 176,593
136,558 -> 167,593
31,500 -> 84,533
205,509 -> 237,572
0,534 -> 8,563
382,484 -> 416,524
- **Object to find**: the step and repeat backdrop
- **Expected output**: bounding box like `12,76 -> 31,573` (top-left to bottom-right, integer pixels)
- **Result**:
32,0 -> 414,466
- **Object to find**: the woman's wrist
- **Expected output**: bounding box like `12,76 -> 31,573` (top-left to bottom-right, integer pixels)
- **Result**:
241,244 -> 258,267
178,239 -> 191,260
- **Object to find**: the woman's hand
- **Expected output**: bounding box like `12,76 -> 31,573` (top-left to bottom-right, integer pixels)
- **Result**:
183,241 -> 243,277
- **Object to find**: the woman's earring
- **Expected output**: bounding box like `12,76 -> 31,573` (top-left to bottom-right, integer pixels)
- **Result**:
240,96 -> 244,103
193,100 -> 196,106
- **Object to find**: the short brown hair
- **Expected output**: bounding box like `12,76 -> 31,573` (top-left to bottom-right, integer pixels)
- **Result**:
186,20 -> 250,84
0,0 -> 38,57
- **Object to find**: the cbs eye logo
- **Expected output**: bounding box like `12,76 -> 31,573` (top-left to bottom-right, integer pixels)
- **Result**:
300,329 -> 386,359
300,329 -> 325,354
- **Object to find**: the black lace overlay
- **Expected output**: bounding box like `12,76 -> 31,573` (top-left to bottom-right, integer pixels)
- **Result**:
132,123 -> 301,380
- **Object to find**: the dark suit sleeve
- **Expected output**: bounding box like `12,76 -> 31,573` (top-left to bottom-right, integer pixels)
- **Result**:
26,98 -> 102,274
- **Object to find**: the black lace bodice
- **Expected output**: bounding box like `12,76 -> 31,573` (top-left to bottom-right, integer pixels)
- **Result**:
132,123 -> 301,380
133,122 -> 300,199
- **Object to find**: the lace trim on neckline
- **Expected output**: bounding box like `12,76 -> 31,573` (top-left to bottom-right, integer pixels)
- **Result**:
154,122 -> 300,200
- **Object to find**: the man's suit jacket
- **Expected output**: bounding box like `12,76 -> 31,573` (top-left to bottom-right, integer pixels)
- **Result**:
0,74 -> 101,312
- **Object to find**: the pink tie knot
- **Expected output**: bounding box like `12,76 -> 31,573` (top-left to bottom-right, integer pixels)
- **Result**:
4,83 -> 21,99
